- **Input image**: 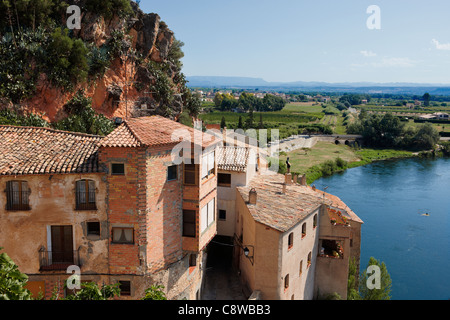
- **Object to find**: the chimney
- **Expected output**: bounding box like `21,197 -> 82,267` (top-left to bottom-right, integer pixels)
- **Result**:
249,188 -> 257,205
300,174 -> 307,186
282,183 -> 287,194
293,174 -> 298,184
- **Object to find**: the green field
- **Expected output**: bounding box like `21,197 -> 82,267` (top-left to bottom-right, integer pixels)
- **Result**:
198,102 -> 348,140
279,141 -> 360,174
277,140 -> 415,184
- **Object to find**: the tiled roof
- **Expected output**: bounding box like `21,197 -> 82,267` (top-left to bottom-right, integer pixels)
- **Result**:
237,174 -> 362,232
237,174 -> 327,232
313,189 -> 364,224
217,146 -> 250,172
0,126 -> 103,176
100,116 -> 220,149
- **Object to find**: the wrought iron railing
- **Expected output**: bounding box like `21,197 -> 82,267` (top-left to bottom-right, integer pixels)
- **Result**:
75,191 -> 97,210
39,249 -> 80,271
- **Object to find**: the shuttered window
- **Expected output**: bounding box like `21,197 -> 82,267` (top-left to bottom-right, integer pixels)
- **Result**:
6,181 -> 30,211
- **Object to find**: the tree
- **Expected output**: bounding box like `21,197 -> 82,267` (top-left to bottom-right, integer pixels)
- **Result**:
141,285 -> 167,300
423,93 -> 431,107
258,113 -> 264,129
245,107 -> 254,129
54,91 -> 115,136
213,93 -> 223,108
64,282 -> 121,300
347,257 -> 361,300
220,116 -> 226,129
184,91 -> 201,118
412,123 -> 440,150
237,115 -> 243,129
0,248 -> 32,300
359,257 -> 392,300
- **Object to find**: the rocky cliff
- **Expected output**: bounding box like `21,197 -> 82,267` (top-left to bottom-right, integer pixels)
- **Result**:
0,0 -> 189,123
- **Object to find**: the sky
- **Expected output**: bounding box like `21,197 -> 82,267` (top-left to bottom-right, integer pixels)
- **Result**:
140,0 -> 450,84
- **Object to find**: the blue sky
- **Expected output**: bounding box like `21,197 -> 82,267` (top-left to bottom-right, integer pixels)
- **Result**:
140,0 -> 450,84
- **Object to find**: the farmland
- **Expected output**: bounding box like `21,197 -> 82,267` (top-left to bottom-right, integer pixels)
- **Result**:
198,101 -> 348,140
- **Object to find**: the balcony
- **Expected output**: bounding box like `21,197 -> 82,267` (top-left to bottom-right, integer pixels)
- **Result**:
39,249 -> 81,271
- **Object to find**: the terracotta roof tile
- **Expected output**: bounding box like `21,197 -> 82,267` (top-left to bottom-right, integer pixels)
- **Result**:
217,146 -> 250,172
237,174 -> 326,232
100,116 -> 220,149
237,174 -> 362,232
0,126 -> 103,176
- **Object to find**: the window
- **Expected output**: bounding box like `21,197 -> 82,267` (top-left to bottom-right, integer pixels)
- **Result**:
118,281 -> 131,296
183,210 -> 196,237
284,274 -> 289,289
218,209 -> 227,221
201,151 -> 215,180
111,163 -> 125,175
288,233 -> 294,250
313,214 -> 318,229
200,198 -> 215,233
167,165 -> 178,181
302,223 -> 307,238
307,252 -> 312,267
184,163 -> 198,185
112,227 -> 134,244
320,239 -> 344,259
218,173 -> 231,187
76,180 -> 96,210
51,226 -> 74,264
189,254 -> 197,267
188,254 -> 197,273
299,260 -> 303,275
87,222 -> 100,236
6,181 -> 30,211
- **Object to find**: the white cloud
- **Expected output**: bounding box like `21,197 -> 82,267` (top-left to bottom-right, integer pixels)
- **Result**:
372,57 -> 416,68
431,39 -> 450,51
351,57 -> 416,68
360,50 -> 377,57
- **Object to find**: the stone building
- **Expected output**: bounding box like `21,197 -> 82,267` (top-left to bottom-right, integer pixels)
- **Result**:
0,115 -> 221,300
0,116 -> 362,300
234,174 -> 363,300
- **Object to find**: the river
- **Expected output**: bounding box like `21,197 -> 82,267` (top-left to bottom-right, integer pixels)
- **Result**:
315,157 -> 450,300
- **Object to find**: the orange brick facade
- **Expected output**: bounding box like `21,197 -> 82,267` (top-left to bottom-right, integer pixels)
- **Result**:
0,117 -> 220,300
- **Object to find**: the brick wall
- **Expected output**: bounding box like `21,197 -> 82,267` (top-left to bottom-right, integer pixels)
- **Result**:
145,146 -> 183,273
99,147 -> 146,275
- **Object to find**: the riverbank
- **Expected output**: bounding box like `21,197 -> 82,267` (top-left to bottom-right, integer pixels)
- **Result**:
314,157 -> 450,299
305,148 -> 417,185
277,140 -> 450,185
277,141 -> 418,184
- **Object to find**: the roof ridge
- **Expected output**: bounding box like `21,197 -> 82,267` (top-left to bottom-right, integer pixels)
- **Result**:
0,125 -> 105,139
121,121 -> 144,146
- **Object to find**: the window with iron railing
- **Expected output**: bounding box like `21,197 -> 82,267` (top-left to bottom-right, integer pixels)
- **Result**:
6,181 -> 30,211
76,180 -> 96,210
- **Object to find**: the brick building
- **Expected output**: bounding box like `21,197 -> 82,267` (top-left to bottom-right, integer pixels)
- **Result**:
0,116 -> 221,300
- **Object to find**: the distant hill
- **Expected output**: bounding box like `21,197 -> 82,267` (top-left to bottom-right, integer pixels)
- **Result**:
186,76 -> 450,95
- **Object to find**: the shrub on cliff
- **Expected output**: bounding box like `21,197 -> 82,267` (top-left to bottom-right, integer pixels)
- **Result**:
47,27 -> 89,89
85,0 -> 133,19
54,91 -> 115,136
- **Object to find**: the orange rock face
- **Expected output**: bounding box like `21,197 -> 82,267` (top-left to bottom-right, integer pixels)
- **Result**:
19,7 -> 181,123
